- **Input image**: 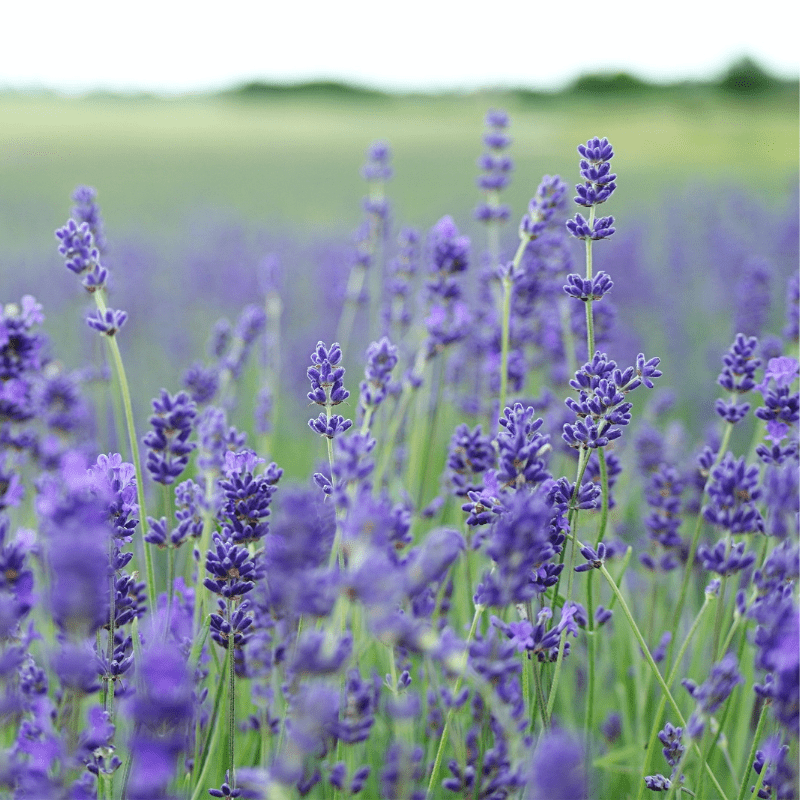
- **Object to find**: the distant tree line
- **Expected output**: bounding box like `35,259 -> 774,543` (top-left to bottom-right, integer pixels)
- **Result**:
223,57 -> 797,101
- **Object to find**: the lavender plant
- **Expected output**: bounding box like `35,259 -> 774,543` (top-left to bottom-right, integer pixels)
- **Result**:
0,114 -> 795,800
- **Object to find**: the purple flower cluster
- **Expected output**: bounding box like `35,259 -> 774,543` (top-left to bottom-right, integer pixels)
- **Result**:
0,297 -> 46,424
143,389 -> 197,485
566,137 -> 617,241
519,175 -> 568,241
359,336 -> 398,415
715,333 -> 762,423
562,352 -> 662,450
308,341 -> 352,439
54,218 -> 108,293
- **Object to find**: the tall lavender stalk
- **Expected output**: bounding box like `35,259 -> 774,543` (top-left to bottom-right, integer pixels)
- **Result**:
55,192 -> 156,614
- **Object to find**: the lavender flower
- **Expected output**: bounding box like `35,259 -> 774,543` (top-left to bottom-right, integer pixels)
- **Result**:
142,389 -> 197,485
566,136 -> 617,243
702,452 -> 764,534
204,533 -> 257,598
495,403 -> 551,491
359,336 -> 398,416
519,175 -> 568,240
54,218 -> 108,293
86,308 -> 127,336
307,341 -> 352,438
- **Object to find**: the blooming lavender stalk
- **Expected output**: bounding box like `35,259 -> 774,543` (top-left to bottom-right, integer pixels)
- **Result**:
55,190 -> 154,611
566,137 -> 617,358
307,340 -> 352,472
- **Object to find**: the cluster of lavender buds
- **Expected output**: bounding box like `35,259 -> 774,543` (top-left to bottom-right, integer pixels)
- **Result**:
54,218 -> 108,293
307,340 -> 352,439
562,352 -> 662,450
566,136 -> 617,241
143,388 -> 197,484
358,336 -> 398,422
715,332 -> 762,423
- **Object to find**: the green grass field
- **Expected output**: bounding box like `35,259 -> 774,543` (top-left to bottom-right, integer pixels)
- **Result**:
0,89 -> 796,251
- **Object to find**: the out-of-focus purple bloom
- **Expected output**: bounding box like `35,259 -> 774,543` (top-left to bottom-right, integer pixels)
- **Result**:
71,185 -> 107,255
447,422 -> 495,496
380,742 -> 426,800
519,175 -> 568,240
752,736 -> 797,800
784,271 -> 799,342
474,109 -> 513,222
428,216 -> 469,296
85,308 -> 127,336
734,256 -> 772,338
361,140 -> 393,182
681,652 -> 743,734
644,464 -> 684,550
38,452 -> 111,638
183,362 -> 219,405
526,728 -> 587,799
477,487 -> 557,606
125,638 -> 193,799
404,528 -> 464,600
359,336 -> 398,413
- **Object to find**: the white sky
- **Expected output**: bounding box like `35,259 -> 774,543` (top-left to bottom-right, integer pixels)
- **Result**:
3,0 -> 797,94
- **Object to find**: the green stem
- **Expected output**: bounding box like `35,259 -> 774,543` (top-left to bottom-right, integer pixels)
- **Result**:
374,347 -> 428,490
636,593 -> 716,800
584,206 -> 596,357
227,600 -> 236,790
736,699 -> 770,800
599,564 -> 730,800
426,594 -> 488,799
190,644 -> 231,799
94,288 -> 155,613
668,421 -> 735,644
546,449 -> 589,721
499,274 -> 513,416
497,237 -> 529,418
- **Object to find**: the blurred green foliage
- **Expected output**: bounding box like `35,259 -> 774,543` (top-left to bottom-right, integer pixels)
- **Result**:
0,60 -> 796,253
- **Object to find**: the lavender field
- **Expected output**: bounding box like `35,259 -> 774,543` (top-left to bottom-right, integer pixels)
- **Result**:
0,93 -> 798,800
